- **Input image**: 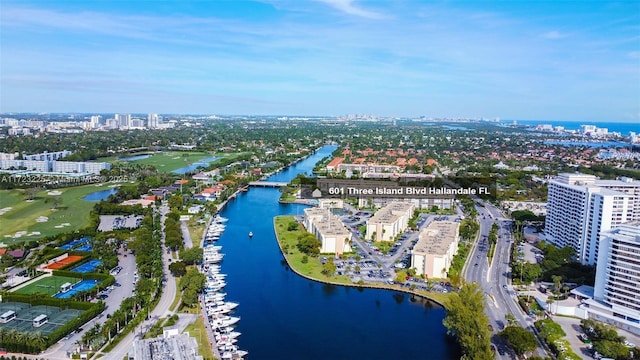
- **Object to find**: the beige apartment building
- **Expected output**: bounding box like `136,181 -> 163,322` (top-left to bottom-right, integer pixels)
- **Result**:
411,221 -> 460,278
365,201 -> 414,242
303,207 -> 352,256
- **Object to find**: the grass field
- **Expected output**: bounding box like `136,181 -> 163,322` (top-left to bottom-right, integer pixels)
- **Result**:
183,316 -> 215,360
273,216 -> 352,284
123,152 -> 214,172
0,183 -> 118,243
14,275 -> 82,296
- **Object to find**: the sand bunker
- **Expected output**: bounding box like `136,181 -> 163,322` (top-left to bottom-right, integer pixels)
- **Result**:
36,216 -> 49,222
47,190 -> 62,196
0,207 -> 13,216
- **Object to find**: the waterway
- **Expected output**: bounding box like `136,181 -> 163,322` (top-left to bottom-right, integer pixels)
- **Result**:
215,145 -> 459,359
172,156 -> 218,174
82,188 -> 118,201
543,140 -> 629,148
118,154 -> 151,161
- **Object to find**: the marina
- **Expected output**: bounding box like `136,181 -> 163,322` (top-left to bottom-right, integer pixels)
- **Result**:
198,215 -> 248,360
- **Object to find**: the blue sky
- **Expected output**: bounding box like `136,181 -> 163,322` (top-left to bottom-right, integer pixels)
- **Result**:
1,0 -> 639,122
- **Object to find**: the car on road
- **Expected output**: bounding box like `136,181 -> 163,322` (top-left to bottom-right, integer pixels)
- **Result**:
502,284 -> 508,289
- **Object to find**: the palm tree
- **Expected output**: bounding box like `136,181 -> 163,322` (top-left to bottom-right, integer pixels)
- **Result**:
13,331 -> 26,353
33,333 -> 48,352
6,329 -> 18,352
546,297 -> 555,314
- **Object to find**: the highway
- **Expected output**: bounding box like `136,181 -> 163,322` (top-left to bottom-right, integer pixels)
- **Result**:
462,202 -> 547,358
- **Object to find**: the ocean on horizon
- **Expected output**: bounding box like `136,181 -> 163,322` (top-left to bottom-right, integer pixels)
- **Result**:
503,120 -> 639,136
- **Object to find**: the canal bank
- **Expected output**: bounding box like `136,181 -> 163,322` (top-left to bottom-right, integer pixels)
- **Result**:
272,216 -> 450,308
212,145 -> 460,360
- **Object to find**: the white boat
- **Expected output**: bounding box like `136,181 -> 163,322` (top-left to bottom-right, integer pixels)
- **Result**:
223,301 -> 239,310
216,326 -> 236,334
205,254 -> 224,261
216,338 -> 238,347
207,279 -> 226,287
248,231 -> 253,237
220,348 -> 248,359
208,300 -> 236,310
208,273 -> 227,278
207,284 -> 226,292
218,344 -> 239,353
214,216 -> 228,223
215,331 -> 241,340
208,307 -> 231,315
211,315 -> 240,327
205,297 -> 226,304
205,293 -> 226,301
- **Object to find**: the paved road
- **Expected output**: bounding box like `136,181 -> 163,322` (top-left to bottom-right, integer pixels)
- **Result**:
100,205 -> 178,360
463,202 -> 548,358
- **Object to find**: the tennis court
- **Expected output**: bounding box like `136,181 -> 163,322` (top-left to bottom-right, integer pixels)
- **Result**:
43,255 -> 84,270
59,237 -> 90,250
75,243 -> 93,252
71,259 -> 102,273
14,275 -> 82,296
54,279 -> 100,299
0,302 -> 83,335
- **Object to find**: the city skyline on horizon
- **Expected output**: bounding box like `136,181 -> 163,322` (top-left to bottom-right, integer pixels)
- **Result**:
2,112 -> 639,127
1,0 -> 639,122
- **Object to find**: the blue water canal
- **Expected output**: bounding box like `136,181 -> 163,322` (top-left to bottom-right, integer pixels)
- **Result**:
215,145 -> 460,360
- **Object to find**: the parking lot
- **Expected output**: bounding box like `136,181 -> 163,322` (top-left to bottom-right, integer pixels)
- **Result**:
332,205 -> 460,293
55,246 -> 138,356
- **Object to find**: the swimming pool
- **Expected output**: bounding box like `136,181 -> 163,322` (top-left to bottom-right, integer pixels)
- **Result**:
70,260 -> 102,273
54,280 -> 99,298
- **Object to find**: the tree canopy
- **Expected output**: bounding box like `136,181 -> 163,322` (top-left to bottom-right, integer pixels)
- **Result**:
443,282 -> 493,360
499,326 -> 537,356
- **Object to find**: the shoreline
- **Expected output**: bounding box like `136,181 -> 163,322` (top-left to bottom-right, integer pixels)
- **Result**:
271,216 -> 448,309
215,146 -> 325,212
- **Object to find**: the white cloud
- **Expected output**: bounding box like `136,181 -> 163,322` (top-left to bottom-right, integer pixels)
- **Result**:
542,30 -> 569,39
628,51 -> 640,59
315,0 -> 385,19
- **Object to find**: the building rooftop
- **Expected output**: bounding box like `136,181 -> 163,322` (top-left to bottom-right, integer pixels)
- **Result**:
604,221 -> 640,241
304,208 -> 350,237
132,333 -> 203,360
413,221 -> 459,256
368,201 -> 413,224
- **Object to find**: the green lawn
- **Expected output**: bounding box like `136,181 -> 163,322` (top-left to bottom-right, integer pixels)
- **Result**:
14,275 -> 81,296
123,152 -> 214,172
183,316 -> 216,360
274,216 -> 353,285
0,183 -> 118,243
